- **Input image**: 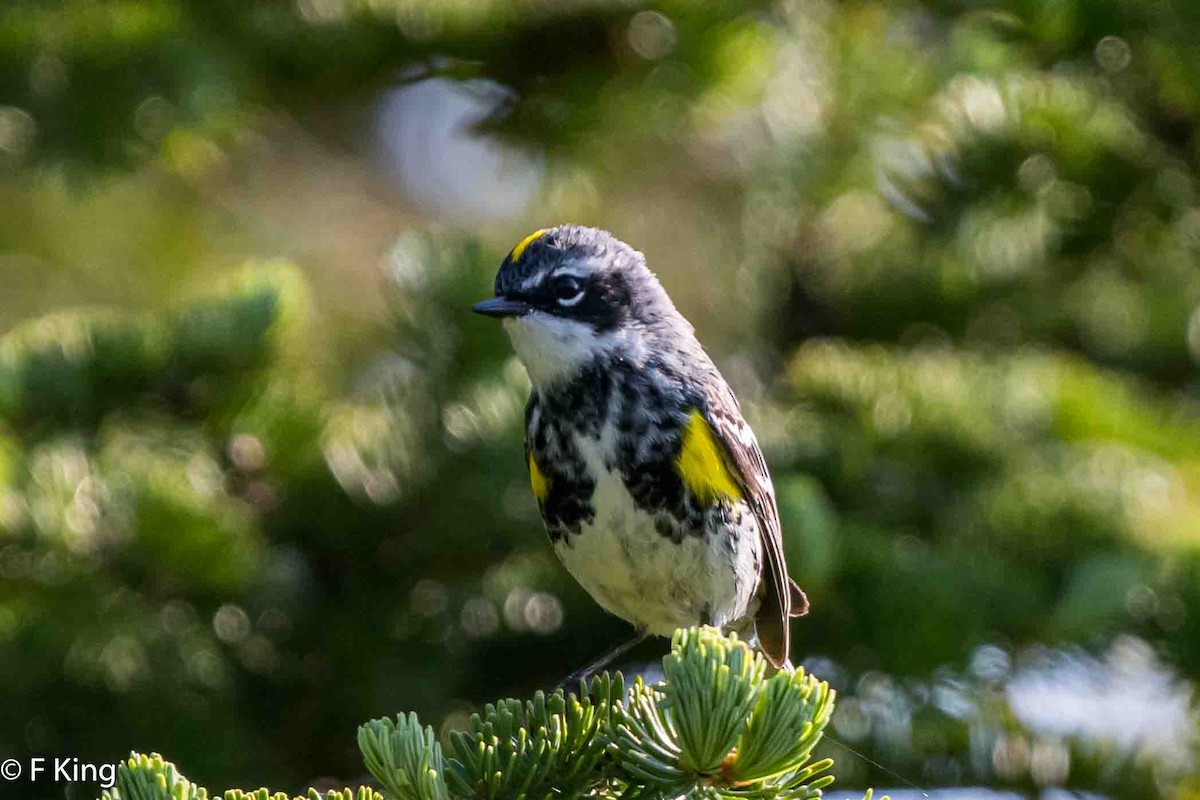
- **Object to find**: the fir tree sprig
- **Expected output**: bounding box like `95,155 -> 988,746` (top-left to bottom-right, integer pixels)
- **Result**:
358,713 -> 449,800
607,627 -> 836,800
438,672 -> 622,800
99,628 -> 883,800
102,753 -> 209,800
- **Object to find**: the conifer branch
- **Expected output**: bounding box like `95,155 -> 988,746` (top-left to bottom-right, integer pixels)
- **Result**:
99,628 -> 885,800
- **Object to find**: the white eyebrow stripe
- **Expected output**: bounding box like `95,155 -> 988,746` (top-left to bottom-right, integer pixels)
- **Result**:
551,267 -> 591,280
519,266 -> 590,293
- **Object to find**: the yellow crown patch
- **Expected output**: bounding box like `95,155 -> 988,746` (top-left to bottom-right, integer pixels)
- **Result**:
509,229 -> 548,263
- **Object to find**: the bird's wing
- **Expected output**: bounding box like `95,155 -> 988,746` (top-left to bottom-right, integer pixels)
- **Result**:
701,383 -> 808,667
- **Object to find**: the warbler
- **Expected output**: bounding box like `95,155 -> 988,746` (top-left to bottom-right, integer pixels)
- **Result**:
473,225 -> 807,669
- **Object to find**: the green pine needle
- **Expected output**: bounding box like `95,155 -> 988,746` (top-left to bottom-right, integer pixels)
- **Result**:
358,713 -> 450,800
106,628 -> 872,800
443,672 -> 622,800
608,626 -> 839,800
101,752 -> 380,800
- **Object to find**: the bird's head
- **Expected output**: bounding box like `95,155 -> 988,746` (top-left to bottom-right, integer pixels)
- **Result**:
473,225 -> 685,388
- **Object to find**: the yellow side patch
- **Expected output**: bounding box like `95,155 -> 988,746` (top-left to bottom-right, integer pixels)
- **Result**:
509,228 -> 548,263
675,409 -> 742,504
528,452 -> 550,506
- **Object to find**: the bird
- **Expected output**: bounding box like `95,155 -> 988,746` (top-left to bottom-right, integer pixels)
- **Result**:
473,225 -> 808,674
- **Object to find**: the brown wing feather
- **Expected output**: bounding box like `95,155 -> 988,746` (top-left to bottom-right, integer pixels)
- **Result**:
702,385 -> 808,668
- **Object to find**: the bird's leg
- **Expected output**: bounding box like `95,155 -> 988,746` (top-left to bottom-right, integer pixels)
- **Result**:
559,629 -> 649,691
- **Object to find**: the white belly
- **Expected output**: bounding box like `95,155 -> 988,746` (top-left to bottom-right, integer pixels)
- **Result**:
553,434 -> 760,636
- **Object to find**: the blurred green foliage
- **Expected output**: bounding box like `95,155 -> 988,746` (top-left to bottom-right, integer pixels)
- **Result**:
2,1 -> 1200,800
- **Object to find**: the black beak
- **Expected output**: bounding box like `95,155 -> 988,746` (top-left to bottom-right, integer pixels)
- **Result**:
472,297 -> 532,318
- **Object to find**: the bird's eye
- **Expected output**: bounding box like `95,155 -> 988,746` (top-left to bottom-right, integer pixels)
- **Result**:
550,274 -> 586,306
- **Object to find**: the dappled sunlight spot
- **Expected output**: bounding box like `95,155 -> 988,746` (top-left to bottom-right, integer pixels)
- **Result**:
387,232 -> 432,294
870,71 -> 1149,300
870,392 -> 913,436
185,452 -> 224,499
744,395 -> 829,465
1128,468 -> 1182,518
760,20 -> 829,144
409,579 -> 449,618
25,439 -> 108,554
999,366 -> 1052,433
29,438 -> 90,488
1028,739 -> 1070,787
237,634 -> 279,674
1187,302 -> 1200,364
850,670 -> 914,756
442,364 -> 527,450
683,18 -> 779,170
159,600 -> 198,635
0,488 -> 24,530
63,478 -> 102,547
1124,584 -> 1159,623
295,0 -> 346,24
788,344 -> 1200,541
133,95 -> 174,143
627,11 -> 677,61
969,644 -> 1011,684
874,140 -> 939,224
459,596 -> 499,639
469,555 -> 566,632
258,607 -> 292,640
99,635 -> 148,692
0,105 -> 36,158
818,191 -> 895,257
163,129 -> 228,182
947,77 -> 1007,135
1007,636 -> 1195,772
825,637 -> 1193,795
187,649 -> 226,690
1049,443 -> 1200,545
1016,154 -> 1056,193
503,587 -> 534,631
960,203 -> 1056,281
830,696 -> 870,741
212,603 -> 251,644
1066,269 -> 1151,358
1178,208 -> 1200,249
441,402 -> 478,448
375,77 -> 543,222
990,734 -> 1030,782
522,591 -> 563,634
1094,36 -> 1132,74
497,585 -> 564,635
227,433 -> 266,472
323,403 -> 413,505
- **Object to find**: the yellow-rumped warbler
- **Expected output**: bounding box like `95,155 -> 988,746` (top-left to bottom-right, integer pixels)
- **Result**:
473,225 -> 807,671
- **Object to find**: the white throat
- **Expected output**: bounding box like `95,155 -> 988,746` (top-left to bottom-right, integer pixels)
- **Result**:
503,312 -> 632,388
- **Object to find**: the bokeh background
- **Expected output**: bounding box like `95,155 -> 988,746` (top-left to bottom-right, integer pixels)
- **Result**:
2,1 -> 1199,799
